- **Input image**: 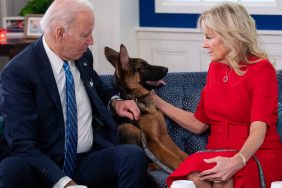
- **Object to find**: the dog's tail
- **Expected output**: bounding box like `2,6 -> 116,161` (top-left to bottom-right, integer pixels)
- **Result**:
141,131 -> 173,174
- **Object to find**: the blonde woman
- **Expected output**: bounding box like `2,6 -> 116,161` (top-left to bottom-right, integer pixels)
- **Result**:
152,2 -> 282,188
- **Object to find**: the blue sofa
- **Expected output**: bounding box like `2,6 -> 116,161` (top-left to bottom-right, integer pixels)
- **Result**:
102,71 -> 282,188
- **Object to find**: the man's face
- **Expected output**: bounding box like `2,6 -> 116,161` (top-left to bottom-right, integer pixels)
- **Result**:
60,11 -> 94,61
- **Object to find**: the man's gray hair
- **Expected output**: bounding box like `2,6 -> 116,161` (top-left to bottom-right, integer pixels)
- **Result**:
40,0 -> 94,34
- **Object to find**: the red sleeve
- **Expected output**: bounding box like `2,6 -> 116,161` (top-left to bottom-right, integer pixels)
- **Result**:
194,62 -> 216,124
249,60 -> 278,126
194,87 -> 209,124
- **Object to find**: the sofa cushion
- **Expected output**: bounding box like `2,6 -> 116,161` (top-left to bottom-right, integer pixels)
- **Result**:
155,72 -> 208,155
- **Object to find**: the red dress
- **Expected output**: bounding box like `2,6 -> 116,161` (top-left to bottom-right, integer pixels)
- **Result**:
167,59 -> 282,188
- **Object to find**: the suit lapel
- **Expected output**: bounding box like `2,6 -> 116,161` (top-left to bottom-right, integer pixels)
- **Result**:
76,57 -> 119,145
75,58 -> 100,107
35,38 -> 63,114
75,57 -> 112,119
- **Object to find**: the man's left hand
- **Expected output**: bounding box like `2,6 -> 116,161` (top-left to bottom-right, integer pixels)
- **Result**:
111,100 -> 140,120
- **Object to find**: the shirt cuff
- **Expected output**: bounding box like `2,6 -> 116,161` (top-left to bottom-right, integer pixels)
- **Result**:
53,176 -> 72,188
108,95 -> 122,112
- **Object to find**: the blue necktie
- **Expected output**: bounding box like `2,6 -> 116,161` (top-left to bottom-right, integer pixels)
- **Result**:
62,61 -> 78,177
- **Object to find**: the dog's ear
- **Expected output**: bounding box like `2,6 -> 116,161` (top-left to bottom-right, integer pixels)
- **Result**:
120,44 -> 130,71
104,46 -> 119,67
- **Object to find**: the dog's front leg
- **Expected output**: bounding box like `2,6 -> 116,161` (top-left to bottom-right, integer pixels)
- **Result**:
118,123 -> 141,145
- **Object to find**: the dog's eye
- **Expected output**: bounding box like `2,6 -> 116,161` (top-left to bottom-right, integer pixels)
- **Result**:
139,63 -> 146,72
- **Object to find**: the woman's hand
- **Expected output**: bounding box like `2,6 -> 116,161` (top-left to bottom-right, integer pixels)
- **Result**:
199,154 -> 244,183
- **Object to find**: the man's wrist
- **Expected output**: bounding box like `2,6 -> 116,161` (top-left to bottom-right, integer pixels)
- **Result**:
53,176 -> 72,188
108,95 -> 122,112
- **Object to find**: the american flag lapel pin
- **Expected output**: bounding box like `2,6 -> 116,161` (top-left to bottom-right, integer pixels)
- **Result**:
90,79 -> 93,87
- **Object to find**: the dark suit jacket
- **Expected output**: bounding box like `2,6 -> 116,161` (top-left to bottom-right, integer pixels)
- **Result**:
0,38 -> 119,184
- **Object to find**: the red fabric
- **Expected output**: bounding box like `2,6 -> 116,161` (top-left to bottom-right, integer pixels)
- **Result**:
167,59 -> 282,188
167,151 -> 260,188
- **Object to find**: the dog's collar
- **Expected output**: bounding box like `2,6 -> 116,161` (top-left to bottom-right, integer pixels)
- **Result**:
121,91 -> 151,104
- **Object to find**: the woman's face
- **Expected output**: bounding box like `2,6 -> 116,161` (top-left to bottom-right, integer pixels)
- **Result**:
202,26 -> 230,63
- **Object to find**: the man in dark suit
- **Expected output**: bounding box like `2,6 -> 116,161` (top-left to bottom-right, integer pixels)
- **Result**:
0,0 -> 149,187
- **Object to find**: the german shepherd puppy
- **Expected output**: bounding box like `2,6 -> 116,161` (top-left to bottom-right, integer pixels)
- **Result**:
104,44 -> 188,174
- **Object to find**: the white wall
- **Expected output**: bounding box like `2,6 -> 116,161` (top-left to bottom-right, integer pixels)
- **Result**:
2,0 -> 282,74
136,27 -> 282,73
91,1 -> 282,74
0,0 -> 7,27
5,0 -> 28,16
91,0 -> 139,74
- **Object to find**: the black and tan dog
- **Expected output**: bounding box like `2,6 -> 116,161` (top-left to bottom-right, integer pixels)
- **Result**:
104,44 -> 188,174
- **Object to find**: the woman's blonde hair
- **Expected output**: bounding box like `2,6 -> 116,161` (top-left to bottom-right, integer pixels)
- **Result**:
197,2 -> 268,75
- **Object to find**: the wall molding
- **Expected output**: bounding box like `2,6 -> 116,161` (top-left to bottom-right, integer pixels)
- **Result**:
136,27 -> 282,72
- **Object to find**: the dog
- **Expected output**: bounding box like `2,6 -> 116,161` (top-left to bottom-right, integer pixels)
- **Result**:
104,44 -> 188,174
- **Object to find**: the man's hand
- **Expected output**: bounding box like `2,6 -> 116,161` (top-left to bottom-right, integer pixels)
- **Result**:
111,99 -> 140,120
64,180 -> 77,187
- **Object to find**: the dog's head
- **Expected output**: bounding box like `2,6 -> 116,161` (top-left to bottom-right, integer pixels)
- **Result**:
104,44 -> 168,98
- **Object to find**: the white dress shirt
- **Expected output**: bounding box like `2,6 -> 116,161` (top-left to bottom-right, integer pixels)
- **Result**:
42,36 -> 92,188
